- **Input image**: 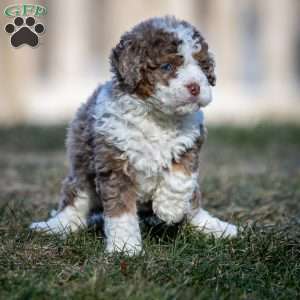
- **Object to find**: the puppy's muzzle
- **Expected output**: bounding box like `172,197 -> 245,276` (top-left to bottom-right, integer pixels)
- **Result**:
185,82 -> 200,97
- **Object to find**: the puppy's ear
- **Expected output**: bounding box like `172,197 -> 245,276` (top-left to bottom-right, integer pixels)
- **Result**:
195,40 -> 217,86
110,38 -> 143,93
205,51 -> 216,86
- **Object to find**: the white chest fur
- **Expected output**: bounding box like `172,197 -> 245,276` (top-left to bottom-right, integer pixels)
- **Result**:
94,83 -> 204,214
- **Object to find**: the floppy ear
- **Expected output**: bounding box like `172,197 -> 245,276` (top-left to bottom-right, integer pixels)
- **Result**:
204,51 -> 216,86
194,39 -> 217,87
110,38 -> 144,93
201,42 -> 216,86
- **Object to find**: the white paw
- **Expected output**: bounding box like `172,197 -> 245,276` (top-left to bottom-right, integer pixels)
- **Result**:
189,209 -> 238,238
105,239 -> 142,256
30,221 -> 52,231
30,207 -> 87,235
104,213 -> 142,256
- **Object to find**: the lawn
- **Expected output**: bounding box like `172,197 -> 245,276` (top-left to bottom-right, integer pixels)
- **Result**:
0,123 -> 299,300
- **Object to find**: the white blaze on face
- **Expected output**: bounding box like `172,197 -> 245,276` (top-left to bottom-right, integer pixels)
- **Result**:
155,63 -> 212,114
152,22 -> 213,115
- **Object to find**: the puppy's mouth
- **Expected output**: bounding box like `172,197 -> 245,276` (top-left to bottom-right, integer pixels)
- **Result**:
175,96 -> 201,108
186,95 -> 200,103
149,93 -> 205,114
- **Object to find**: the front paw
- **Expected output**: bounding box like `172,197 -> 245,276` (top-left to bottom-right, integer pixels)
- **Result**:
189,209 -> 238,238
104,213 -> 142,256
105,238 -> 142,256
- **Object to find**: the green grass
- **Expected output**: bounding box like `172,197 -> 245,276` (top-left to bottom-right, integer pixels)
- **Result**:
0,123 -> 300,300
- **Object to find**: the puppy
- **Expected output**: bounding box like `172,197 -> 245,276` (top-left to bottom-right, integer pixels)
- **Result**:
31,16 -> 237,255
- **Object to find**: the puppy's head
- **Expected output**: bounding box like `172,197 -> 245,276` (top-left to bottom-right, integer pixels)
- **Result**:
110,16 -> 216,115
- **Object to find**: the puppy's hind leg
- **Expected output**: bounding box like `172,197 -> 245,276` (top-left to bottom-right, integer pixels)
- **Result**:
187,189 -> 238,238
30,175 -> 90,236
188,208 -> 238,238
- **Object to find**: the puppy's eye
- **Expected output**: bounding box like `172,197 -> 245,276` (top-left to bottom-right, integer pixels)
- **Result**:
160,63 -> 173,72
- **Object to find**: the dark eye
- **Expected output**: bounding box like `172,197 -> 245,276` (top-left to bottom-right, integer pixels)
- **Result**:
160,63 -> 173,72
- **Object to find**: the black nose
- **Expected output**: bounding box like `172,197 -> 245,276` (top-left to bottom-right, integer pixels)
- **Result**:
186,82 -> 200,96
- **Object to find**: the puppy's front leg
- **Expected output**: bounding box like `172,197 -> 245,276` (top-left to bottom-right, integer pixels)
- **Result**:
94,140 -> 142,255
97,168 -> 142,256
104,211 -> 141,255
152,166 -> 196,224
152,137 -> 205,224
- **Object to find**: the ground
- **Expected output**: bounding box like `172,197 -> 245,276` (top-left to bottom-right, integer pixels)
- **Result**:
0,123 -> 299,300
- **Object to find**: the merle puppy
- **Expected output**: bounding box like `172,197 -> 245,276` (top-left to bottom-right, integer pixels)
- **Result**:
31,16 -> 237,255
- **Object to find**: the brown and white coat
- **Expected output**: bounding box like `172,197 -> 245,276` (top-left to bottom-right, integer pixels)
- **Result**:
30,16 -> 237,255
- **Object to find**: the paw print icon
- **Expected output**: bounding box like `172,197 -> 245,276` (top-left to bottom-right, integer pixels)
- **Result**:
5,16 -> 45,48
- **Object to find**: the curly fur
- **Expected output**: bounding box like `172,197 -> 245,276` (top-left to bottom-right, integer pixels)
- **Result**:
30,16 -> 237,255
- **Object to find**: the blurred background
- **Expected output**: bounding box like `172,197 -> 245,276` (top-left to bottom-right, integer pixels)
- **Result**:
0,0 -> 300,125
1,3 -> 300,295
